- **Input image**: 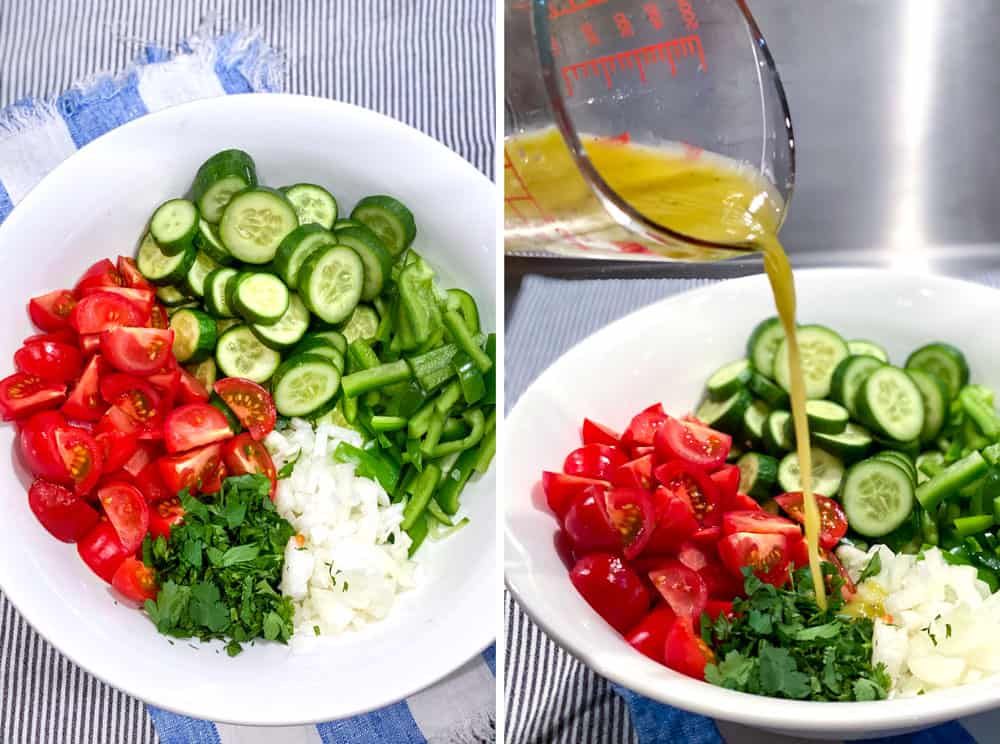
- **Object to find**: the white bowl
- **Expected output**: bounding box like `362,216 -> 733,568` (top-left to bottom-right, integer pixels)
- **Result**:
0,94 -> 496,725
505,268 -> 1000,740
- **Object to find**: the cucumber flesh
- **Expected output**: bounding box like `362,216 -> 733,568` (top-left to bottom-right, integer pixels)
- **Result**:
805,399 -> 849,435
706,359 -> 752,401
215,325 -> 282,383
747,371 -> 789,409
847,339 -> 889,363
271,353 -> 341,417
350,195 -> 416,256
170,308 -> 218,364
737,452 -> 778,500
273,224 -> 338,291
742,400 -> 770,446
905,343 -> 969,399
192,149 -> 257,223
204,268 -> 238,318
773,324 -> 850,399
150,198 -> 199,255
283,183 -> 338,229
811,422 -> 873,462
906,368 -> 949,443
778,447 -> 845,497
830,355 -> 884,416
194,219 -> 234,265
299,245 -> 364,324
335,225 -> 392,301
340,304 -> 380,344
251,293 -> 310,350
856,366 -> 925,442
842,459 -> 915,537
746,317 -> 785,380
696,388 -> 752,433
184,251 -> 221,298
136,232 -> 196,286
763,410 -> 794,454
232,272 -> 290,325
219,187 -> 299,264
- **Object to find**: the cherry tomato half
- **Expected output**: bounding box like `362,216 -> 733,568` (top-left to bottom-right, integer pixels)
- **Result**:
621,403 -> 670,449
643,486 -> 699,556
648,558 -> 708,619
60,354 -> 106,422
111,557 -> 158,603
581,417 -> 621,447
541,471 -> 610,518
14,341 -> 83,383
718,531 -> 791,587
611,454 -> 655,490
28,479 -> 100,542
176,368 -> 209,403
654,460 -> 720,526
221,433 -> 277,498
654,418 -> 731,471
117,256 -> 153,290
569,553 -> 651,634
78,333 -> 102,356
24,329 -> 77,346
53,425 -> 103,495
722,510 -> 802,539
625,605 -> 676,663
98,481 -> 149,552
212,378 -> 276,441
95,406 -> 140,473
709,464 -> 740,503
74,258 -> 124,295
774,492 -> 849,550
0,373 -> 66,421
164,403 -> 233,454
101,327 -> 173,375
19,410 -> 69,481
158,442 -> 226,495
149,496 -> 185,539
28,289 -> 77,332
602,487 -> 656,559
136,460 -> 172,502
563,443 -> 628,481
70,291 -> 145,335
664,617 -> 715,680
77,520 -> 129,583
78,286 -> 154,320
563,486 -> 620,554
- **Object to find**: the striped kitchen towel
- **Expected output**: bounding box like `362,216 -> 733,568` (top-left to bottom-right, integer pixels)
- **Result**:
505,274 -> 1000,744
0,7 -> 495,744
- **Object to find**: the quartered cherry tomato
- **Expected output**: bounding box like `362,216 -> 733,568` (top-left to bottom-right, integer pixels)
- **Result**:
774,492 -> 849,550
824,549 -> 857,600
95,406 -> 140,473
569,553 -> 651,634
100,374 -> 163,435
176,368 -> 209,403
60,355 -> 106,421
611,454 -> 655,490
111,557 -> 158,603
654,460 -> 720,526
563,443 -> 628,481
643,485 -> 699,555
98,481 -> 149,552
53,425 -> 103,495
19,410 -> 69,481
24,329 -> 77,346
164,403 -> 233,453
148,303 -> 169,330
212,378 -> 276,440
78,286 -> 154,319
621,403 -> 670,450
101,327 -> 173,375
77,520 -> 129,583
625,605 -> 676,663
563,486 -> 619,554
722,510 -> 802,539
158,442 -> 226,495
541,471 -> 610,518
28,289 -> 77,332
117,256 -> 152,290
664,618 -> 715,680
14,341 -> 82,382
654,418 -> 731,471
0,373 -> 66,420
74,258 -> 124,295
648,558 -> 708,619
28,479 -> 100,542
581,417 -> 621,447
221,433 -> 277,498
708,464 -> 740,503
70,291 -> 144,334
135,460 -> 172,503
148,496 -> 185,539
602,487 -> 655,559
78,333 -> 103,356
718,531 -> 791,587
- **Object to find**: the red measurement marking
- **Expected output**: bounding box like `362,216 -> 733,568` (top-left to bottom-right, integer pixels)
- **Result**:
560,34 -> 706,97
614,12 -> 635,38
598,131 -> 632,144
549,0 -> 610,19
581,22 -> 600,46
644,2 -> 665,30
675,0 -> 700,30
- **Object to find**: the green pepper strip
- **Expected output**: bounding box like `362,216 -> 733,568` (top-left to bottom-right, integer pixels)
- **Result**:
453,351 -> 485,405
407,343 -> 459,391
955,514 -> 996,538
402,462 -> 441,530
428,409 -> 485,458
960,385 -> 1000,440
483,333 -> 496,406
435,380 -> 462,414
341,359 -> 412,398
371,415 -> 408,432
408,400 -> 436,439
447,288 -> 481,335
406,513 -> 429,557
348,340 -> 381,370
421,410 -> 446,456
399,263 -> 438,346
435,446 -> 480,515
332,442 -> 401,493
442,310 -> 492,373
474,429 -> 496,475
920,508 -> 939,546
426,498 -> 454,526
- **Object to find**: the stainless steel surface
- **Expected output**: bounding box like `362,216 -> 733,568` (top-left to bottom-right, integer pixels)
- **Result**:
506,0 -> 1000,315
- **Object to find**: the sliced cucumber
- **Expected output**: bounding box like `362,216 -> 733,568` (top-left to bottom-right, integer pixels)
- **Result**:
872,451 -> 917,486
219,187 -> 299,264
185,358 -> 217,389
193,219 -> 234,266
215,324 -> 282,383
841,459 -> 915,537
830,355 -> 884,416
303,330 -> 347,355
192,149 -> 257,223
847,339 -> 889,363
273,224 -> 338,290
706,359 -> 752,402
334,225 -> 392,301
136,232 -> 196,286
350,195 -> 416,256
271,353 -> 341,417
695,388 -> 752,433
737,452 -> 778,500
167,301 -> 200,317
332,218 -> 364,232
773,324 -> 850,399
340,304 -> 380,344
216,317 -> 241,335
232,272 -> 290,325
763,410 -> 794,455
812,422 -> 873,462
184,251 -> 221,298
856,366 -> 925,442
291,337 -> 344,372
872,435 -> 920,460
746,317 -> 786,379
906,368 -> 950,444
155,285 -> 191,307
204,267 -> 238,318
150,198 -> 199,255
747,371 -> 789,409
778,447 -> 844,497
282,183 -> 338,229
742,400 -> 770,446
298,244 -> 364,324
905,343 -> 969,399
805,399 -> 849,435
170,307 -> 218,363
251,293 -> 310,350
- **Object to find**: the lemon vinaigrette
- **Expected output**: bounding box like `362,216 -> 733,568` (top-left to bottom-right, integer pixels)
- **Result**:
506,128 -> 827,607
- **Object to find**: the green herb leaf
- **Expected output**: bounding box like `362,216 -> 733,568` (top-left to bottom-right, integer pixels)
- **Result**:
222,544 -> 260,566
858,552 -> 882,583
277,451 -> 300,480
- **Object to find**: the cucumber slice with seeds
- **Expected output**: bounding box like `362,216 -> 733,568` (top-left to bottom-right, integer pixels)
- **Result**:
283,183 -> 338,229
150,198 -> 199,255
302,330 -> 347,355
155,285 -> 191,307
763,410 -> 794,454
193,219 -> 234,265
170,307 -> 218,363
905,343 -> 969,399
778,448 -> 844,497
339,304 -> 380,344
696,388 -> 752,433
746,317 -> 786,379
856,366 -> 925,442
273,224 -> 338,290
335,225 -> 392,301
812,422 -> 873,462
805,399 -> 849,434
906,368 -> 949,443
192,149 -> 257,223
291,337 -> 344,372
219,187 -> 299,264
773,324 -> 850,399
232,272 -> 290,325
350,195 -> 416,256
742,400 -> 770,446
184,251 -> 221,298
204,268 -> 238,318
706,359 -> 752,401
737,452 -> 778,500
872,451 -> 917,486
136,232 -> 196,286
842,459 -> 915,537
830,355 -> 884,416
747,371 -> 789,408
271,353 -> 341,417
251,293 -> 310,350
215,324 -> 282,383
298,244 -> 364,324
847,339 -> 889,362
185,358 -> 217,389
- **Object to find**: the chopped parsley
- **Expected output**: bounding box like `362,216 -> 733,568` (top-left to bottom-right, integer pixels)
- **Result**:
858,552 -> 882,583
142,474 -> 296,656
702,566 -> 890,701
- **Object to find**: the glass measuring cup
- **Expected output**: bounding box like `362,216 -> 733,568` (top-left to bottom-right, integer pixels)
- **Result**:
504,0 -> 795,262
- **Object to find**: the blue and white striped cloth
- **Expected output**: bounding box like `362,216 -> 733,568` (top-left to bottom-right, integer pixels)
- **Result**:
505,275 -> 1000,744
0,4 -> 494,743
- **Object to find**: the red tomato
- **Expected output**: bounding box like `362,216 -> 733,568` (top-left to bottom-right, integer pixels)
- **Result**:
53,426 -> 103,495
100,375 -> 163,437
690,525 -> 721,546
117,256 -> 152,290
60,355 -> 106,422
136,460 -> 172,502
221,433 -> 277,498
177,368 -> 209,403
648,559 -> 708,618
722,510 -> 802,539
789,536 -> 811,568
18,410 -> 69,480
654,418 -> 731,471
74,258 -> 124,294
70,291 -> 144,334
27,479 -> 100,542
582,417 -> 621,446
77,520 -> 129,583
0,373 -> 66,420
664,618 -> 715,680
725,491 -> 762,512
212,378 -> 276,440
122,442 -> 158,478
563,486 -> 619,554
28,289 -> 77,331
621,403 -> 670,448
95,406 -> 140,472
111,557 -> 158,603
24,329 -> 77,346
611,454 -> 655,490
676,540 -> 709,572
158,442 -> 226,495
564,443 -> 628,481
718,531 -> 791,587
774,492 -> 849,550
148,303 -> 169,330
101,327 -> 173,375
98,481 -> 149,552
709,464 -> 740,502
78,333 -> 102,356
541,471 -> 610,518
632,445 -> 655,458
643,486 -> 699,555
148,367 -> 181,406
705,599 -> 735,621
149,496 -> 185,539
14,341 -> 83,382
78,286 -> 153,319
164,403 -> 233,453
654,460 -> 720,526
825,549 -> 857,599
625,605 -> 676,663
569,553 -> 651,634
602,487 -> 656,559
